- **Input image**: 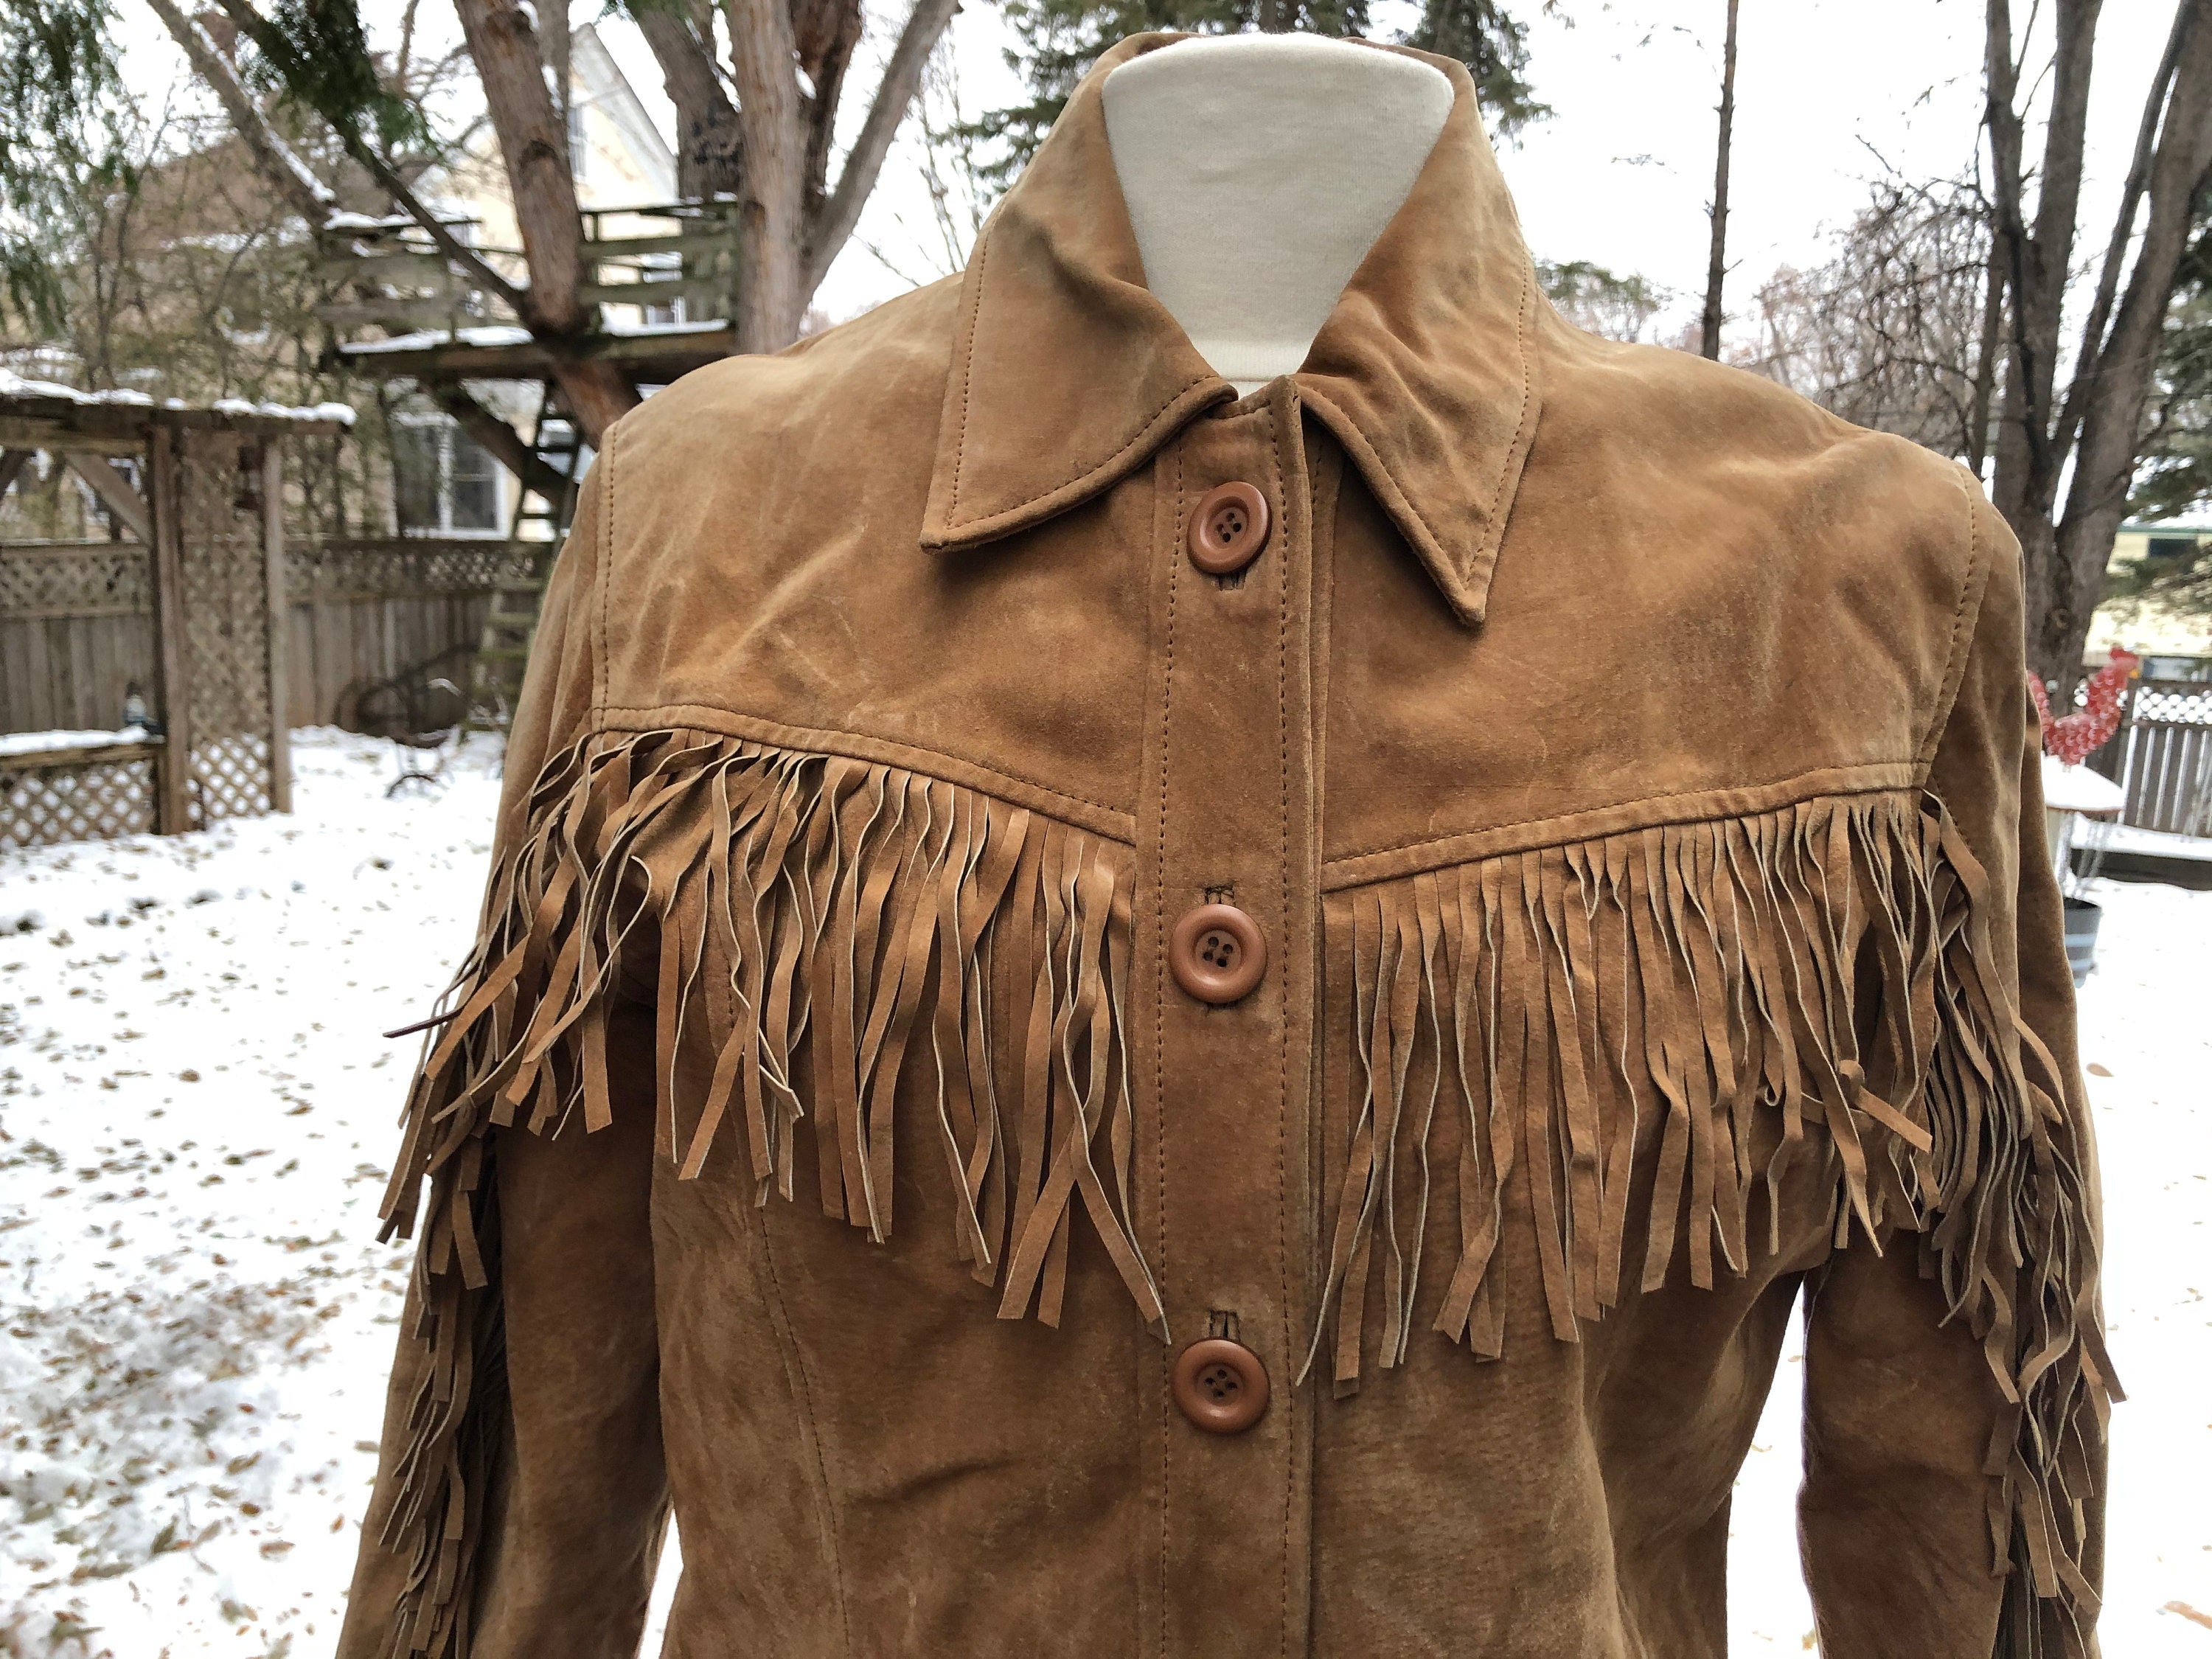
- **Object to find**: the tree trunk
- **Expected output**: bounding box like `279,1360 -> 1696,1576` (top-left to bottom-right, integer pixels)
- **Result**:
451,0 -> 639,444
1985,0 -> 2212,690
2039,7 -> 2212,686
1986,0 -> 2098,564
1700,0 -> 1739,360
727,0 -> 810,352
1965,249 -> 2006,479
639,7 -> 745,200
451,0 -> 588,335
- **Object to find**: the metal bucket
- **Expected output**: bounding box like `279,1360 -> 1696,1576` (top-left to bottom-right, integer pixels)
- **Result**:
2062,897 -> 2102,988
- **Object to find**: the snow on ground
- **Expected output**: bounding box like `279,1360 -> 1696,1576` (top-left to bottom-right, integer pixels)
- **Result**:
0,728 -> 2205,1655
0,731 -> 502,1657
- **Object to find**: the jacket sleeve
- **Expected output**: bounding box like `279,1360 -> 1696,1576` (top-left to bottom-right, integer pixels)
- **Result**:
338,450 -> 671,1659
1796,488 -> 2112,1659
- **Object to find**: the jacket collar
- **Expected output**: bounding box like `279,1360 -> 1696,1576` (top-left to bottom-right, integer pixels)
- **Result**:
919,32 -> 1544,626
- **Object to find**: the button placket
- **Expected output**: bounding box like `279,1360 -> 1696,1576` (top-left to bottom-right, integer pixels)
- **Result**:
1134,384 -> 1320,1659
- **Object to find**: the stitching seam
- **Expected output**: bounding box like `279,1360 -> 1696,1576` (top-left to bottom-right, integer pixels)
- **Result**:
1490,259 -> 1538,529
1155,441 -> 1179,1659
947,232 -> 988,518
1326,762 -> 1917,869
594,417 -> 614,718
751,1194 -> 855,1656
1303,389 -> 1448,560
942,375 -> 1221,535
1268,399 -> 1293,1659
1915,462 -> 1988,776
591,703 -> 1135,829
1473,260 -> 1540,571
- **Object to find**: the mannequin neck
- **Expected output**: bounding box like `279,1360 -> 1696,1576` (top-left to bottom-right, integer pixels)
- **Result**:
1102,35 -> 1454,395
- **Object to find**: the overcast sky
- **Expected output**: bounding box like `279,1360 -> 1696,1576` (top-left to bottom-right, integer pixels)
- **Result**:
602,0 -> 2180,344
113,1 -> 2180,351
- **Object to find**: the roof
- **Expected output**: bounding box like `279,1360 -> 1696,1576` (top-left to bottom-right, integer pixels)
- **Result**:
0,370 -> 353,451
573,24 -> 675,203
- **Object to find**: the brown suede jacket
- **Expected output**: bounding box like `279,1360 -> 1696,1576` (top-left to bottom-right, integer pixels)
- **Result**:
340,35 -> 2112,1659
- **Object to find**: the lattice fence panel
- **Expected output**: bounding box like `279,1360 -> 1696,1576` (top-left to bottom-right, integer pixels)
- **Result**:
291,538 -> 535,601
0,543 -> 152,617
177,434 -> 273,827
2130,681 -> 2212,726
0,757 -> 156,847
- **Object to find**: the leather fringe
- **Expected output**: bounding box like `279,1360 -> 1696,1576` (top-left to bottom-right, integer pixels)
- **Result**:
1301,789 -> 2112,1657
375,740 -> 2109,1656
371,728 -> 1163,1656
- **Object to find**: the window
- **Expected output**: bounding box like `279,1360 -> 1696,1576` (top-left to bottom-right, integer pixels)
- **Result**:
394,416 -> 504,536
2146,535 -> 2196,560
568,99 -> 588,179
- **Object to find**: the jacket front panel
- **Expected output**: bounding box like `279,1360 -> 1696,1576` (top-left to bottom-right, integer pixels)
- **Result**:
338,34 -> 2110,1659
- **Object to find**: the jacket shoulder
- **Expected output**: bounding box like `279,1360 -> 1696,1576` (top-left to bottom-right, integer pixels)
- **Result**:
1537,312 -> 1974,509
1528,310 -> 1983,597
605,275 -> 962,493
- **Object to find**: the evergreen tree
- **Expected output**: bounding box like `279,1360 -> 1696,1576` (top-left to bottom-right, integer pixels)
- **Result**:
978,0 -> 1554,184
0,0 -> 131,332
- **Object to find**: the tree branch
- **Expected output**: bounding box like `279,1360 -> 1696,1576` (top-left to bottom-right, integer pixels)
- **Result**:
2053,0 -> 2193,458
143,0 -> 334,226
452,0 -> 592,335
207,0 -> 533,316
2062,8 -> 2212,529
428,380 -> 565,502
804,0 -> 962,295
638,7 -> 744,198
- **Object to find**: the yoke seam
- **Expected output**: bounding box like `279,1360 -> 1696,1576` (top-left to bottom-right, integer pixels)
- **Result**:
585,703 -> 1137,839
1325,762 -> 1920,872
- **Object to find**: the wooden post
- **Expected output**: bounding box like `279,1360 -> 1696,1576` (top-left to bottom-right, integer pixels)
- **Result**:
261,440 -> 292,813
147,425 -> 193,834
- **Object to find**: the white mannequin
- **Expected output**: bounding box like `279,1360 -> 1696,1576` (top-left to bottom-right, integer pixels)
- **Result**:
1102,35 -> 1455,395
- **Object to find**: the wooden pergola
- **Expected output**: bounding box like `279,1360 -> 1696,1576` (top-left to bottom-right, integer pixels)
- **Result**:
0,386 -> 349,846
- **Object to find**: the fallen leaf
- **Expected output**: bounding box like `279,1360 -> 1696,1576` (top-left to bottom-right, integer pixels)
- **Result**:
2087,1062 -> 2112,1077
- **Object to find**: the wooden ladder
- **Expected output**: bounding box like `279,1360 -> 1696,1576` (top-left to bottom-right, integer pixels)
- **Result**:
465,389 -> 585,737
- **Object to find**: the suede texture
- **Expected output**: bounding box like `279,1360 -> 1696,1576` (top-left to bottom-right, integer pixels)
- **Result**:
338,35 -> 2110,1659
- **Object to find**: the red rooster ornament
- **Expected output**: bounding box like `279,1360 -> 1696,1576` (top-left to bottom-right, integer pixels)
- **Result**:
2028,650 -> 2139,766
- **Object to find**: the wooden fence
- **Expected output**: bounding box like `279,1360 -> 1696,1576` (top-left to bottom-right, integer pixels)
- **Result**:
285,538 -> 536,727
2088,678 -> 2212,838
2,535 -> 532,737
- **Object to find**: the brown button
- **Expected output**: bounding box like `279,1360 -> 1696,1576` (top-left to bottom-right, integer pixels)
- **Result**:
1172,1338 -> 1270,1433
1169,903 -> 1267,1004
1188,481 -> 1270,574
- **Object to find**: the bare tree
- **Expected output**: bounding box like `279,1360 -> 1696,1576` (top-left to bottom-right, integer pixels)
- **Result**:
637,0 -> 962,352
1986,0 -> 2212,690
1747,176 -> 1997,459
855,44 -> 995,286
1700,0 -> 1739,359
145,0 -> 964,444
